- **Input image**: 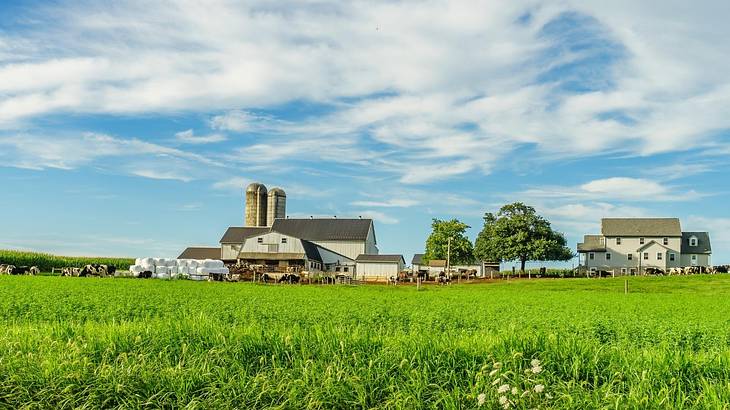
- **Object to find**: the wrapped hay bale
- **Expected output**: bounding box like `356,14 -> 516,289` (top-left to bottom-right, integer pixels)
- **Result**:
154,258 -> 166,266
139,258 -> 154,266
188,260 -> 200,269
166,259 -> 177,267
202,259 -> 224,269
156,266 -> 169,275
129,265 -> 145,274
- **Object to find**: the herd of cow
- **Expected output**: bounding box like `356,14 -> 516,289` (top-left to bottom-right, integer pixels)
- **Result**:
0,264 -> 40,275
60,264 -> 117,277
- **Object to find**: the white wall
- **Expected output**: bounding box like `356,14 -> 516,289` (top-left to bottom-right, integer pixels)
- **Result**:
356,262 -> 402,280
241,232 -> 305,254
311,241 -> 365,260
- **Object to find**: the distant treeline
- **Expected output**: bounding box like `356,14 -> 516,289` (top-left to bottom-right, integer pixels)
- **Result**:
0,250 -> 134,272
498,268 -> 576,278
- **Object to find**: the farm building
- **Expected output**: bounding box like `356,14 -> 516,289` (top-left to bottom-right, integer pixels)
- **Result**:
411,254 -> 499,278
355,254 -> 406,281
177,182 -> 394,276
577,218 -> 712,275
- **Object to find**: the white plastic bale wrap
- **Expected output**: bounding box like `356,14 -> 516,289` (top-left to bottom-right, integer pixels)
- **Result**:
139,258 -> 154,266
168,266 -> 179,275
154,258 -> 166,266
202,259 -> 224,268
166,259 -> 177,267
155,266 -> 168,274
187,260 -> 200,269
129,265 -> 145,274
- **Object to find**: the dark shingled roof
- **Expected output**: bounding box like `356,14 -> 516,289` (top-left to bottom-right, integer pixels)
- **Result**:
300,240 -> 323,262
412,253 -> 424,265
601,218 -> 681,237
681,232 -> 712,254
577,235 -> 606,252
178,247 -> 222,260
355,254 -> 405,264
271,218 -> 373,242
219,227 -> 270,243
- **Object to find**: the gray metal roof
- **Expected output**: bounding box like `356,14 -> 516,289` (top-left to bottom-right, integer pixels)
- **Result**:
301,240 -> 324,263
577,235 -> 606,252
355,254 -> 405,264
271,218 -> 373,241
601,218 -> 681,237
219,227 -> 270,243
178,247 -> 222,260
412,253 -> 424,265
681,232 -> 712,254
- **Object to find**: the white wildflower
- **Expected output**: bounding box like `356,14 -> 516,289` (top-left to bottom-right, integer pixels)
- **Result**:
545,393 -> 553,399
531,359 -> 541,367
499,395 -> 509,405
511,387 -> 518,395
531,365 -> 542,374
534,384 -> 545,393
489,368 -> 500,377
498,384 -> 510,394
477,393 -> 486,407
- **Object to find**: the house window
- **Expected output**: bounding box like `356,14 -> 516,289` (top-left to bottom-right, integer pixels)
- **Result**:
643,252 -> 649,260
590,267 -> 597,274
606,253 -> 611,261
691,255 -> 697,261
335,267 -> 341,272
281,237 -> 287,244
657,253 -> 663,260
257,238 -> 263,244
627,253 -> 633,261
669,253 -> 675,262
689,237 -> 698,246
344,267 -> 349,272
663,237 -> 668,245
621,268 -> 627,274
616,237 -> 622,245
630,268 -> 637,275
639,237 -> 645,245
589,253 -> 595,260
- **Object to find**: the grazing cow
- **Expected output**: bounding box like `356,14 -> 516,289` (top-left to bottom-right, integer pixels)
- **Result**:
416,271 -> 428,281
716,265 -> 729,274
388,276 -> 398,285
278,273 -> 300,284
644,267 -> 664,276
0,264 -> 7,274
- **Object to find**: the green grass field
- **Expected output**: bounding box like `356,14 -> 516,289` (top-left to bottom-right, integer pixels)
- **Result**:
1,275 -> 729,409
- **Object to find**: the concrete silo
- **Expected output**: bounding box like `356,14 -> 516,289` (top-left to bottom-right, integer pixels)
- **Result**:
267,187 -> 286,226
245,183 -> 268,227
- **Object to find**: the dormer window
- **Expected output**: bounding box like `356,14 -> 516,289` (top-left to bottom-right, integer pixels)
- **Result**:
616,237 -> 622,245
663,238 -> 668,245
689,236 -> 698,247
639,237 -> 645,245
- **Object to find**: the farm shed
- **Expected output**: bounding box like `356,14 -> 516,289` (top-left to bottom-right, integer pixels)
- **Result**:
178,247 -> 222,260
355,254 -> 405,281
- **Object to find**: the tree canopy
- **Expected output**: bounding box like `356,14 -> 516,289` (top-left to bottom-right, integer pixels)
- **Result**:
474,202 -> 573,272
423,218 -> 474,266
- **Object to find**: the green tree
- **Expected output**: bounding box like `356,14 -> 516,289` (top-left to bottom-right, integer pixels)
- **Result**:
474,202 -> 573,273
423,219 -> 474,265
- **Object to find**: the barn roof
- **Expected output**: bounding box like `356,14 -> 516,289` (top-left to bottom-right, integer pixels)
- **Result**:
355,254 -> 405,264
601,218 -> 681,237
271,218 -> 373,242
178,247 -> 222,260
219,227 -> 270,243
681,232 -> 712,254
412,253 -> 424,265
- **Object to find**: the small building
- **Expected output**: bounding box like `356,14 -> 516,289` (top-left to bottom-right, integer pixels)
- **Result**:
577,218 -> 712,275
411,253 -> 497,278
355,254 -> 406,281
178,247 -> 222,260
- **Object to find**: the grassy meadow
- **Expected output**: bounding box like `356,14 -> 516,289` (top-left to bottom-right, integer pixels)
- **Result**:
1,275 -> 730,409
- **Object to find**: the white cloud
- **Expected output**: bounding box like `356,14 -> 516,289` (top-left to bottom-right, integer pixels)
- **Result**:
685,216 -> 730,263
212,176 -> 249,192
520,177 -> 701,202
1,1 -> 730,183
174,129 -> 227,144
356,210 -> 399,225
350,199 -> 419,208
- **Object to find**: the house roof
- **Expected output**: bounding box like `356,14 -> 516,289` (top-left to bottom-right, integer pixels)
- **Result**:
577,235 -> 606,252
636,240 -> 671,252
428,259 -> 446,267
681,232 -> 712,254
271,218 -> 373,242
178,247 -> 222,260
219,227 -> 270,243
355,254 -> 405,264
412,253 -> 424,265
601,218 -> 681,237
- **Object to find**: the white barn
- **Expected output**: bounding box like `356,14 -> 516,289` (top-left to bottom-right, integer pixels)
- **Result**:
355,254 -> 406,281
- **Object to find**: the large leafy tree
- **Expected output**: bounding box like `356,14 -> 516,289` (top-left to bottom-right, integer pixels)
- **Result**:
474,202 -> 573,273
423,219 -> 474,265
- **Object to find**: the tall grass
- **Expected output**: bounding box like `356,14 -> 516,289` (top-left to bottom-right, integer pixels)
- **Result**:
0,275 -> 729,408
0,249 -> 133,271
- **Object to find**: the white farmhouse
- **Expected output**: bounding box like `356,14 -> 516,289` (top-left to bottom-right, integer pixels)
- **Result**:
577,218 -> 712,275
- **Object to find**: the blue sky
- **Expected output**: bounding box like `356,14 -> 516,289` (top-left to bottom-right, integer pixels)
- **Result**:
1,1 -> 729,265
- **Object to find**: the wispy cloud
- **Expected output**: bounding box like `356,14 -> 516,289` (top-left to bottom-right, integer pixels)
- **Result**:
519,177 -> 703,202
174,129 -> 227,144
350,199 -> 419,208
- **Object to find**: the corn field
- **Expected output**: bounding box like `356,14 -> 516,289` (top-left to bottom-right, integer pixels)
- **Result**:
1,275 -> 729,408
0,249 -> 134,272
